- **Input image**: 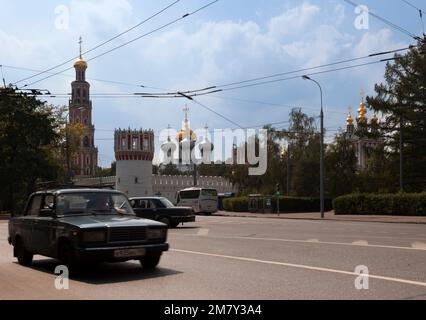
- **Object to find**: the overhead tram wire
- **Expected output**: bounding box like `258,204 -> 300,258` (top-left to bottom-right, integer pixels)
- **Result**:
132,45 -> 414,97
342,0 -> 421,40
8,44 -> 413,97
400,0 -> 426,37
13,0 -> 182,86
3,64 -> 166,91
216,59 -> 395,93
29,54 -> 410,99
19,0 -> 219,88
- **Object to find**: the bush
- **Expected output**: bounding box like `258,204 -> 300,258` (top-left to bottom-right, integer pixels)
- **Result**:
333,193 -> 426,216
223,197 -> 249,212
223,196 -> 332,213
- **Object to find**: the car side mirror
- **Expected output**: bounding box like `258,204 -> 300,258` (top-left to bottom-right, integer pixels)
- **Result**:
39,208 -> 55,217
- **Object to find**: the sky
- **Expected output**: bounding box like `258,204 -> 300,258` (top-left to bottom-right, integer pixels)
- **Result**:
0,0 -> 424,167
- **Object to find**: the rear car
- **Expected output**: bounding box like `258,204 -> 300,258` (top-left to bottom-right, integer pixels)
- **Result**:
129,197 -> 195,228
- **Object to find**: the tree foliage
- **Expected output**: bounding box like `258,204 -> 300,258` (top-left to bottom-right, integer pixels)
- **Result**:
0,89 -> 63,212
367,40 -> 426,192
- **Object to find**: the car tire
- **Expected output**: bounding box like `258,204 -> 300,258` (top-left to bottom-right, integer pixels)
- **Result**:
159,217 -> 171,227
140,255 -> 161,270
59,243 -> 81,276
15,239 -> 33,266
170,222 -> 179,228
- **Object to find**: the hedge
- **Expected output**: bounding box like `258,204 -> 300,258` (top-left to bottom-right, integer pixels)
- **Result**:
333,193 -> 426,216
223,196 -> 332,213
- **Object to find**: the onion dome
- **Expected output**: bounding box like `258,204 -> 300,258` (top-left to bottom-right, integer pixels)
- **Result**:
176,129 -> 197,142
357,97 -> 368,124
161,136 -> 177,154
74,57 -> 87,69
371,113 -> 379,125
161,125 -> 177,156
199,125 -> 214,156
347,111 -> 354,126
74,36 -> 87,68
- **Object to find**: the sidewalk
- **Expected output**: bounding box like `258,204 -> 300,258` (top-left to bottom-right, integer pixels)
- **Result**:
213,210 -> 426,224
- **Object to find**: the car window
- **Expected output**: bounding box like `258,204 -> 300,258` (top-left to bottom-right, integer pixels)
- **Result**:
149,200 -> 158,209
56,192 -> 134,216
27,195 -> 43,216
42,195 -> 55,210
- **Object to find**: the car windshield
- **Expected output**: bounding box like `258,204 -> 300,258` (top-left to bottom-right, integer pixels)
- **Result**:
56,192 -> 134,216
160,198 -> 175,208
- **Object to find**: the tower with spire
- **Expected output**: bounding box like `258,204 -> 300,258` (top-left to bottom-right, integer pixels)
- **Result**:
69,37 -> 98,177
346,90 -> 382,171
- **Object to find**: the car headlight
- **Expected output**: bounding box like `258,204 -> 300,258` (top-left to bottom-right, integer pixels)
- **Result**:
82,231 -> 106,243
147,228 -> 167,240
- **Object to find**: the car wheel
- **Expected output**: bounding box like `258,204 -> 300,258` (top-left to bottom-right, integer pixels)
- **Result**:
140,255 -> 161,270
170,222 -> 179,228
159,217 -> 171,227
15,239 -> 33,266
59,243 -> 81,275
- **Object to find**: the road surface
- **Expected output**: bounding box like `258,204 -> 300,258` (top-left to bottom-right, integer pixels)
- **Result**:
0,216 -> 425,300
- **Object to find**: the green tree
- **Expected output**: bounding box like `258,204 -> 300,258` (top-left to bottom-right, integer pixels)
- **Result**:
325,132 -> 357,197
367,39 -> 426,192
285,108 -> 321,197
0,88 -> 63,212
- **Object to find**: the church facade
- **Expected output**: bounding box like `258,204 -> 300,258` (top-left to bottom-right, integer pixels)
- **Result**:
346,94 -> 382,171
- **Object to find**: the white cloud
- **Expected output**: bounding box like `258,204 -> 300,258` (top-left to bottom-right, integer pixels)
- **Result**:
268,2 -> 320,38
69,0 -> 134,37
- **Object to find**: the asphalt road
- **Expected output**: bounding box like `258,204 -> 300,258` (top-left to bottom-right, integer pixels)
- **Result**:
0,216 -> 425,300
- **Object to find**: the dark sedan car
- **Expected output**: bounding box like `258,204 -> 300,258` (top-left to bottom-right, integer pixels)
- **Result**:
8,189 -> 169,274
129,197 -> 195,228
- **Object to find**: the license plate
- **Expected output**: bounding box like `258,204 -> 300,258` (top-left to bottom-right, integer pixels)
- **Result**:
114,248 -> 146,258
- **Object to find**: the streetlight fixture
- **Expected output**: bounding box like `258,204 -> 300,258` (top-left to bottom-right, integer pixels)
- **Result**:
302,75 -> 325,219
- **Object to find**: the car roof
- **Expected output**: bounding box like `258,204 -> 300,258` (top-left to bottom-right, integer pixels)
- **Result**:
129,197 -> 165,200
33,189 -> 125,196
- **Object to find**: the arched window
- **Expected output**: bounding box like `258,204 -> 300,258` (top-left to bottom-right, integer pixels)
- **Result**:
83,136 -> 90,147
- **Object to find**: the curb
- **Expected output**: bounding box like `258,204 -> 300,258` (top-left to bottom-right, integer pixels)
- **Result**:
211,213 -> 426,225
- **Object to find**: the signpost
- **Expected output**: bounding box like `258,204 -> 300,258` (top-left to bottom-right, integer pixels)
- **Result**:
276,184 -> 281,215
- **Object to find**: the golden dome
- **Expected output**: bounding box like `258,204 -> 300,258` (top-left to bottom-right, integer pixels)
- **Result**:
357,98 -> 368,124
74,57 -> 87,68
176,129 -> 197,142
371,113 -> 379,125
347,113 -> 354,126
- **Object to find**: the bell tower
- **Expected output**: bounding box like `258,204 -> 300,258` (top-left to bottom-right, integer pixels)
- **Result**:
69,37 -> 98,177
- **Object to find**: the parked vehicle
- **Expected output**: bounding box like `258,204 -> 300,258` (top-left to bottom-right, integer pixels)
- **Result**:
176,188 -> 218,214
129,197 -> 195,228
8,188 -> 169,274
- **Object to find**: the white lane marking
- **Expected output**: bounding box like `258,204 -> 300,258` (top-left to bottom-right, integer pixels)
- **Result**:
172,249 -> 426,288
168,233 -> 426,251
197,228 -> 209,236
352,240 -> 369,246
411,242 -> 426,250
306,239 -> 320,243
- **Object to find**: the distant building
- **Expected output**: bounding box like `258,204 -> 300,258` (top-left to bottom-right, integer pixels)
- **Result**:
114,128 -> 155,197
69,38 -> 98,177
346,93 -> 382,171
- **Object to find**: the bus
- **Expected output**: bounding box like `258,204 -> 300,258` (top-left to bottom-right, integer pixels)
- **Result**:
176,187 -> 218,214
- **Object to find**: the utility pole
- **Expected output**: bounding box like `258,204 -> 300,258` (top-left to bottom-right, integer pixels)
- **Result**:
286,143 -> 290,196
302,75 -> 325,219
400,115 -> 405,192
65,125 -> 72,184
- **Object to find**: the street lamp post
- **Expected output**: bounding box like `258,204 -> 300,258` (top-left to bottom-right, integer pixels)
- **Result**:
302,75 -> 325,219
